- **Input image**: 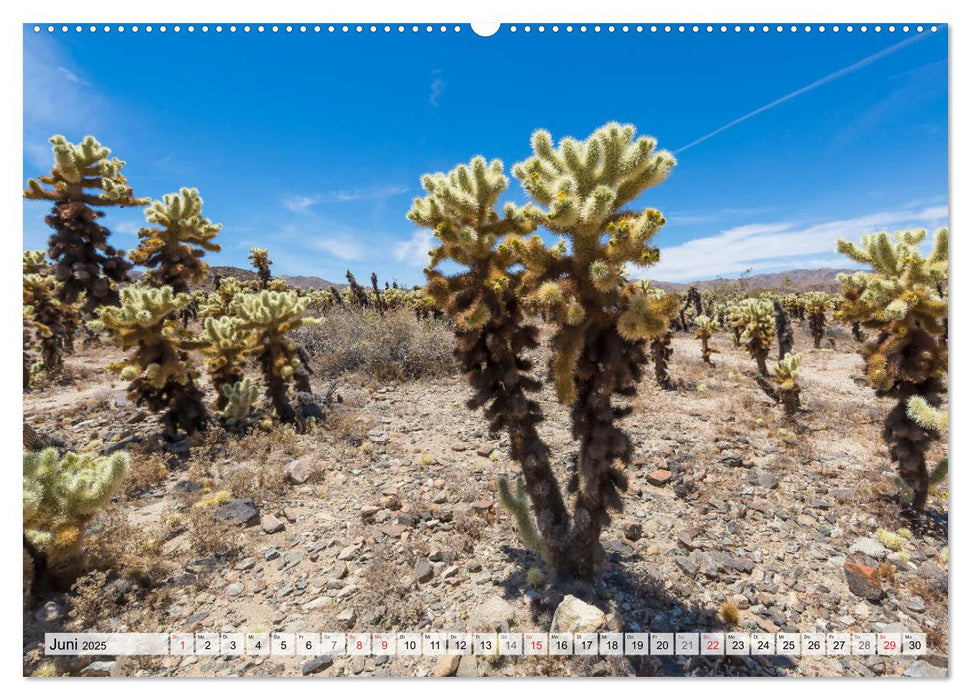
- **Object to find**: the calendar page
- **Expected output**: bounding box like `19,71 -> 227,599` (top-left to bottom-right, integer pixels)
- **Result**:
19,3 -> 950,682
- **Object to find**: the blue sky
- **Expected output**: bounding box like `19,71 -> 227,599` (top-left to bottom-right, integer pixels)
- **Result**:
23,25 -> 948,285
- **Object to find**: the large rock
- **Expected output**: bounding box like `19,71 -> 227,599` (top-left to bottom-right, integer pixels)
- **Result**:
261,514 -> 285,534
550,595 -> 606,633
214,498 -> 259,526
844,562 -> 884,601
904,660 -> 947,678
469,596 -> 516,632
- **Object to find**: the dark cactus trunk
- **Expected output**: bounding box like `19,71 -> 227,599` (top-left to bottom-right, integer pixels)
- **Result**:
809,313 -> 825,349
773,300 -> 794,360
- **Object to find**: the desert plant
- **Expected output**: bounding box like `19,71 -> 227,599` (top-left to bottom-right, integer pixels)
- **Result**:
23,261 -> 80,377
803,291 -> 832,349
370,272 -> 386,314
90,286 -> 208,440
199,316 -> 255,410
765,351 -> 802,418
231,290 -> 321,423
200,276 -> 244,318
773,299 -> 794,360
695,314 -> 720,366
507,123 -> 679,580
23,448 -> 129,590
836,228 -> 948,517
734,298 -> 775,375
725,304 -> 744,347
248,247 -> 273,289
218,378 -> 263,431
129,187 -> 222,293
345,270 -> 372,308
24,135 -> 147,312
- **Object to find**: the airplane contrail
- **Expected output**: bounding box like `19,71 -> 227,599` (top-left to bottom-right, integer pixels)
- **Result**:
674,31 -> 933,154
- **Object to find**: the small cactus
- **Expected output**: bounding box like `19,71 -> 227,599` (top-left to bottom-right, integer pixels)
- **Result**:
199,316 -> 255,410
802,292 -> 833,349
23,448 -> 129,579
734,298 -> 775,375
694,314 -> 720,366
248,248 -> 273,289
218,378 -> 263,431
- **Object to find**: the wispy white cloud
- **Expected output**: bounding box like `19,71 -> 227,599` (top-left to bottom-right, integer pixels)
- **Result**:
429,69 -> 446,107
24,37 -> 102,169
636,204 -> 948,283
675,32 -> 931,154
393,230 -> 434,269
284,185 -> 408,212
311,237 -> 364,261
56,66 -> 89,86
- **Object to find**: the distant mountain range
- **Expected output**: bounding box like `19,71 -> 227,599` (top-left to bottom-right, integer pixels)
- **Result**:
166,266 -> 853,294
652,268 -> 855,294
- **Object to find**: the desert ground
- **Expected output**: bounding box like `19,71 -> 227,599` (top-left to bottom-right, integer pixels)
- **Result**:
22,314 -> 949,678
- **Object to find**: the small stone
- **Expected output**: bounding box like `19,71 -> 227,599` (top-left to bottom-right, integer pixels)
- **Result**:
756,472 -> 778,489
415,559 -> 434,583
226,582 -> 245,597
646,469 -> 672,487
904,596 -> 926,613
849,538 -> 888,559
904,660 -> 947,678
550,595 -> 607,633
844,562 -> 884,601
337,544 -> 360,561
624,523 -> 643,541
336,608 -> 356,628
285,459 -> 313,484
261,514 -> 285,534
432,655 -> 461,677
214,498 -> 259,527
301,656 -> 333,675
470,596 -> 516,632
80,661 -> 118,677
450,442 -> 467,452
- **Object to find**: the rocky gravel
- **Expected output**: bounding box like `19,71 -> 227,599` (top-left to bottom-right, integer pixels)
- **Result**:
22,328 -> 949,677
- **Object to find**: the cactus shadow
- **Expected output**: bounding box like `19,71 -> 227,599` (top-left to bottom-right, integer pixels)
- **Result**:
491,545 -> 799,677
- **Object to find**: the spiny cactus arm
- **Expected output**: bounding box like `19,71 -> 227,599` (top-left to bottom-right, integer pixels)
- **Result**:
24,135 -> 148,206
219,378 -> 262,427
23,250 -> 50,275
906,396 -> 948,434
497,475 -> 550,563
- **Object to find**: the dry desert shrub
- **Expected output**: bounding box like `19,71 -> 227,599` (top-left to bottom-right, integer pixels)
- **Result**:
123,451 -> 170,498
296,308 -> 455,381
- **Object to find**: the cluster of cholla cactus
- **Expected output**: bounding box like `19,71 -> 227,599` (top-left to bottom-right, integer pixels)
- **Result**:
24,136 -> 147,312
90,286 -> 209,440
248,247 -> 273,289
640,286 -> 678,387
772,299 -> 795,360
733,298 -> 776,375
412,122 -> 678,582
129,187 -> 222,293
23,251 -> 81,380
694,315 -> 720,365
230,290 -> 321,424
835,228 -> 948,518
802,291 -> 833,349
23,447 -> 129,590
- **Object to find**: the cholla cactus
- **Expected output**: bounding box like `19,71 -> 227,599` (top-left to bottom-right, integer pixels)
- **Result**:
834,275 -> 869,342
218,378 -> 262,431
836,228 -> 948,517
248,248 -> 273,289
345,270 -> 371,307
370,272 -> 386,314
23,448 -> 129,576
199,316 -> 255,409
725,304 -> 745,347
200,276 -> 244,318
734,298 -> 776,375
803,292 -> 832,349
409,155 -> 578,573
231,290 -> 320,423
773,299 -> 794,360
695,315 -> 720,366
23,264 -> 80,377
772,352 -> 802,417
24,136 -> 148,312
91,286 -> 208,439
636,285 -> 679,387
497,476 -> 550,563
129,187 -> 222,293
